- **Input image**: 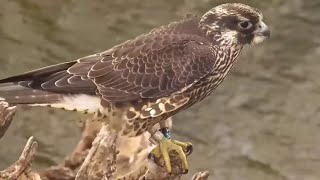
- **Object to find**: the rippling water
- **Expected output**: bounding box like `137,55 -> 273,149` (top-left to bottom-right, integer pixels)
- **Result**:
1,0 -> 320,179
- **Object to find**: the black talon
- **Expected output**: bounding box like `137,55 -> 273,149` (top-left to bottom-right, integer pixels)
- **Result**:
148,152 -> 155,161
185,144 -> 193,156
182,169 -> 189,174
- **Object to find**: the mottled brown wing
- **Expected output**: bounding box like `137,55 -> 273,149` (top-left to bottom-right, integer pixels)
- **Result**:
0,55 -> 100,95
0,18 -> 216,103
87,33 -> 216,103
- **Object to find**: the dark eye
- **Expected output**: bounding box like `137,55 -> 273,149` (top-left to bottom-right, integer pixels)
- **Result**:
238,21 -> 252,29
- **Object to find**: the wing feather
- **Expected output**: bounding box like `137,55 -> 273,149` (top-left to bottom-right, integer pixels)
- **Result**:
0,17 -> 217,104
88,29 -> 216,102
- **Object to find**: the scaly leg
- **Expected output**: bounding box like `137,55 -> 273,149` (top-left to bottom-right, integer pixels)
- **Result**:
148,119 -> 193,174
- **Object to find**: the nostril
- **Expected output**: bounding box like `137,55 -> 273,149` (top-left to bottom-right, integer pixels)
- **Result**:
258,25 -> 262,29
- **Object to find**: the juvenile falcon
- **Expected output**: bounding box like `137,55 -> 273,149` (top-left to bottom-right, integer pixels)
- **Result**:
0,3 -> 270,173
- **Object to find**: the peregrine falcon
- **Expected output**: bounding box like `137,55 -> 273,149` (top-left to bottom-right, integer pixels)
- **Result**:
0,3 -> 270,173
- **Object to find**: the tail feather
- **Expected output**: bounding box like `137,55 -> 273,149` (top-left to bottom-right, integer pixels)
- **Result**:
0,82 -> 62,105
0,82 -> 101,114
0,58 -> 99,112
0,60 -> 94,105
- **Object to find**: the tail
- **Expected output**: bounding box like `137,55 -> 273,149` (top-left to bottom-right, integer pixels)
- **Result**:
0,82 -> 62,105
0,57 -> 101,114
0,61 -> 77,105
0,83 -> 101,114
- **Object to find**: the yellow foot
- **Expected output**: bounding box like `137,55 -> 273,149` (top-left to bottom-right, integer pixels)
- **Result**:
149,138 -> 193,174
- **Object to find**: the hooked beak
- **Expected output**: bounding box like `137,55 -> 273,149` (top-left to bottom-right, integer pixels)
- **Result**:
252,21 -> 270,45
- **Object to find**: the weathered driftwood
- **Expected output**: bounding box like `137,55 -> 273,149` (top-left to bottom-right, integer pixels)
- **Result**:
191,171 -> 210,180
0,137 -> 40,180
41,167 -> 75,180
0,100 -> 210,180
0,100 -> 16,139
64,120 -> 101,170
76,124 -> 118,180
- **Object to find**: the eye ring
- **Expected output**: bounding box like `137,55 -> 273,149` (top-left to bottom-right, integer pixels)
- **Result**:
238,21 -> 252,29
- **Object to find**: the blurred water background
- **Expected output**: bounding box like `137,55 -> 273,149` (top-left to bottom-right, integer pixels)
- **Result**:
1,0 -> 320,179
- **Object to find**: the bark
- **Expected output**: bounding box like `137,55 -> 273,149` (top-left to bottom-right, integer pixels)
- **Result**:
0,137 -> 40,180
0,101 -> 16,139
75,124 -> 117,180
0,101 -> 210,180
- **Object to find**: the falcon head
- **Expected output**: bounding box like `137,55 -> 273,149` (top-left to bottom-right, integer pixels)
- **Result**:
200,3 -> 270,45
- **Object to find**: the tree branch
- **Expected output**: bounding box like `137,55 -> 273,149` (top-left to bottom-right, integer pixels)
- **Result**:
0,100 -> 211,180
0,101 -> 16,139
0,137 -> 40,180
191,171 -> 210,180
76,124 -> 117,180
